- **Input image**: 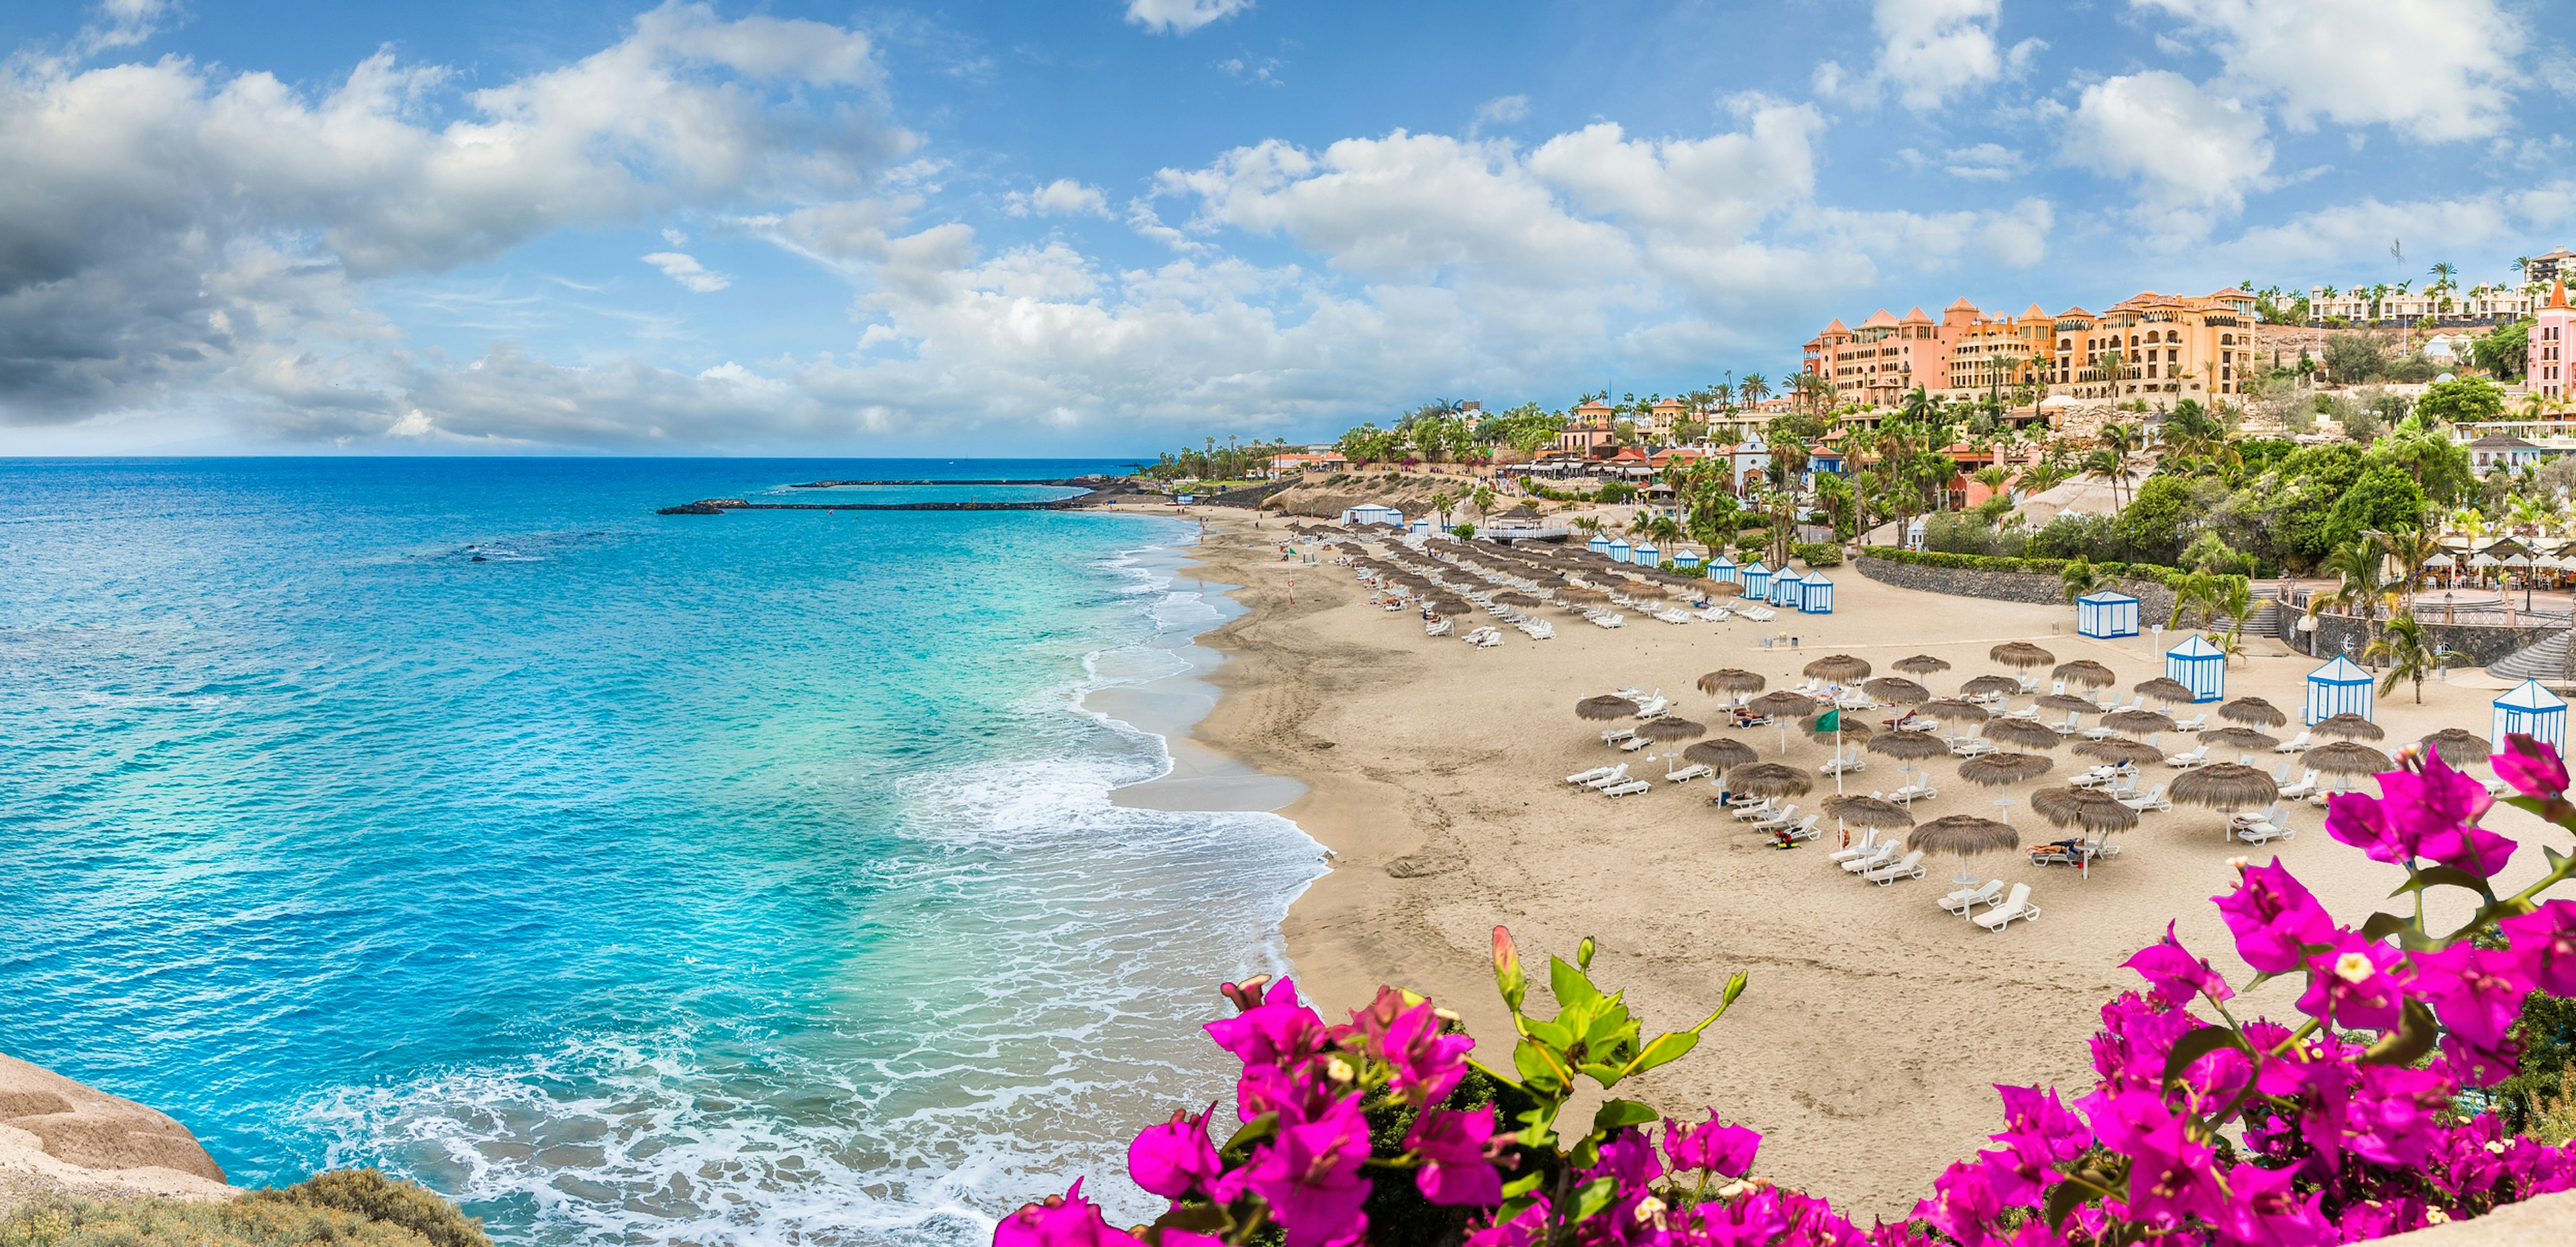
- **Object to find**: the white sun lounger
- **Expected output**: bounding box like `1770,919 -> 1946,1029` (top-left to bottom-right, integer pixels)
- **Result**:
1828,828 -> 1886,863
1939,878 -> 2006,916
1591,613 -> 1626,629
2277,769 -> 2320,800
1952,738 -> 1999,757
1425,618 -> 1452,637
1564,765 -> 1620,785
2165,743 -> 2211,768
2050,712 -> 2082,735
2173,714 -> 2208,732
2274,731 -> 2315,753
1601,726 -> 1634,744
1862,851 -> 1927,885
1749,803 -> 1801,831
1974,883 -> 2039,931
2118,783 -> 2171,812
1841,843 -> 1900,873
1583,765 -> 1632,790
1664,763 -> 1713,783
1601,779 -> 1653,798
1619,735 -> 1656,752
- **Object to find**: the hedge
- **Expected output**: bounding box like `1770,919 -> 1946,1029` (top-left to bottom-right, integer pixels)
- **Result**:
1792,543 -> 1843,567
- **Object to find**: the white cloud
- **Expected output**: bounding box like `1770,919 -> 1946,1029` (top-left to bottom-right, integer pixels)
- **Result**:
78,0 -> 175,53
1820,0 -> 2042,111
1125,0 -> 1253,36
1899,142 -> 2022,181
2210,181 -> 2576,272
1004,178 -> 1112,218
2133,0 -> 2520,142
1474,95 -> 1529,128
643,251 -> 730,292
2061,70 -> 2273,239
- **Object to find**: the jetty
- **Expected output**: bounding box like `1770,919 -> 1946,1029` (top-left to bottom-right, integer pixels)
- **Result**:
657,477 -> 1140,515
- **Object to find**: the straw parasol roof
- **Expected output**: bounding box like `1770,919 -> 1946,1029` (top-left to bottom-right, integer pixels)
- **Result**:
1701,580 -> 1745,599
1992,642 -> 2056,669
1919,698 -> 1990,723
2201,726 -> 2281,752
1637,718 -> 1709,743
2030,785 -> 2141,831
1683,739 -> 1758,770
1909,815 -> 2020,856
1576,695 -> 1641,720
1746,691 -> 1819,718
1894,655 -> 1953,676
1494,592 -> 1544,608
1697,669 -> 1766,696
2053,659 -> 2118,688
2171,763 -> 2278,810
2312,713 -> 2385,742
1426,598 -> 1473,616
2134,677 -> 2197,704
1960,753 -> 2054,785
2218,696 -> 2288,728
2308,741 -> 2394,775
1984,718 -> 2067,750
2036,693 -> 2102,713
1864,677 -> 1933,704
1804,713 -> 1874,743
1727,762 -> 1813,797
1804,655 -> 1873,682
1962,674 -> 2023,698
1868,731 -> 1953,760
1823,794 -> 1915,828
2103,709 -> 2177,735
2420,728 -> 2492,767
2074,738 -> 2166,766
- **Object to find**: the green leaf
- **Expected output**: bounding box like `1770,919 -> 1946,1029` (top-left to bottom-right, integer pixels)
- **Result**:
1594,1099 -> 1661,1132
1151,1204 -> 1231,1235
1513,1040 -> 1565,1092
1497,955 -> 1527,1015
2359,911 -> 2414,942
1577,1061 -> 1627,1088
2390,865 -> 2495,900
1628,1029 -> 1703,1077
1521,1017 -> 1576,1050
2043,1179 -> 2092,1232
1550,956 -> 1605,1014
2364,999 -> 2438,1066
1572,1177 -> 1619,1223
1499,1173 -> 1544,1200
1220,1114 -> 1280,1156
2163,1026 -> 2253,1091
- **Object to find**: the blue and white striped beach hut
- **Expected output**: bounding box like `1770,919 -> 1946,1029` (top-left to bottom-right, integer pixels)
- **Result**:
2164,633 -> 2226,702
2077,591 -> 2141,639
1588,533 -> 1612,555
1741,561 -> 1772,598
1709,555 -> 1737,584
1607,538 -> 1631,562
1631,540 -> 1660,565
1769,569 -> 1805,606
2304,656 -> 2375,724
1674,549 -> 1703,571
1798,573 -> 1835,614
2494,679 -> 2568,751
1408,518 -> 1432,537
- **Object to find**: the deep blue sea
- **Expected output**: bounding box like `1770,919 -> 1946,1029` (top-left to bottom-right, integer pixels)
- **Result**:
0,459 -> 1321,1246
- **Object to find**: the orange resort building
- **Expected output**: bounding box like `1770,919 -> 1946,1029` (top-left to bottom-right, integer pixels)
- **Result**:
1803,289 -> 2263,411
2532,282 -> 2576,402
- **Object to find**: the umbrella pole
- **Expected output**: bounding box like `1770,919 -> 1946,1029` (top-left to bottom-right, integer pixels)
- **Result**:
1835,724 -> 1845,795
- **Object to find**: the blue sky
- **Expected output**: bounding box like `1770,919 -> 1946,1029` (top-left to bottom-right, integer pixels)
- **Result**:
0,0 -> 2566,453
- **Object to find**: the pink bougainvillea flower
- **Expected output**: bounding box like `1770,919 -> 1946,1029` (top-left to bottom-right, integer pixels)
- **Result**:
2495,733 -> 2571,802
2378,751 -> 2493,841
994,1181 -> 1144,1247
2341,1063 -> 2452,1167
1913,1159 -> 2009,1247
1462,1197 -> 1549,1247
1662,1112 -> 1761,1178
1583,1126 -> 1664,1187
2213,859 -> 2336,974
1232,1061 -> 1342,1126
2121,922 -> 2235,1008
1203,978 -> 1331,1071
2416,944 -> 2535,1052
2293,932 -> 2406,1030
1127,1106 -> 1222,1202
2323,791 -> 2411,864
1244,1098 -> 1373,1247
2121,1108 -> 2223,1228
2212,1162 -> 2334,1247
1348,993 -> 1474,1107
1687,1185 -> 1790,1247
2500,899 -> 2576,997
1405,1107 -> 1503,1207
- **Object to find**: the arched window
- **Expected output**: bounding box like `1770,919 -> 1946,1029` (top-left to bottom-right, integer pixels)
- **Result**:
2220,333 -> 2235,345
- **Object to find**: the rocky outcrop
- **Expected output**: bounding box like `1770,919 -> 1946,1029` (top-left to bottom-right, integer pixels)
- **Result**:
1,1053 -> 237,1211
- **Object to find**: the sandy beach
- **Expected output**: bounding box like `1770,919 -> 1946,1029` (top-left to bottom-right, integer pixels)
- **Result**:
1097,502 -> 2565,1221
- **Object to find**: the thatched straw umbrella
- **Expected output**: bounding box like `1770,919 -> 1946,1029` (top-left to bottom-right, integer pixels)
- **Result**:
2172,763 -> 2279,835
1576,695 -> 1640,720
1960,753 -> 2054,785
1804,713 -> 1873,743
1426,598 -> 1472,616
1637,718 -> 1707,743
1805,654 -> 1873,683
1919,698 -> 1991,724
1985,718 -> 2067,751
2135,677 -> 2198,705
1824,793 -> 1915,847
1894,655 -> 1953,676
1495,591 -> 1544,608
2308,741 -> 2394,783
1910,814 -> 2022,883
2031,785 -> 2141,832
2312,713 -> 2385,743
1868,731 -> 1953,761
1962,673 -> 2023,698
1864,677 -> 1933,705
1727,761 -> 1813,798
2420,728 -> 2493,767
1746,691 -> 1820,754
1697,669 -> 1766,698
2036,693 -> 2101,714
1701,580 -> 1744,599
2218,697 -> 2288,728
2074,738 -> 2167,767
1992,642 -> 2056,669
2103,709 -> 2177,735
2201,726 -> 2281,753
1684,739 -> 1758,771
2054,659 -> 2117,688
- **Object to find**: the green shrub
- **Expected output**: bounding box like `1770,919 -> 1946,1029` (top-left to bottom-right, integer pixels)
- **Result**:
1793,543 -> 1842,567
250,1171 -> 490,1247
0,1173 -> 488,1247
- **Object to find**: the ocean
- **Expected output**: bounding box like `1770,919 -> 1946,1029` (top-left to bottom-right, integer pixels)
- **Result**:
0,459 -> 1324,1245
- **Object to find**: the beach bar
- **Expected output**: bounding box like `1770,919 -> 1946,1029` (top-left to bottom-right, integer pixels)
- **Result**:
2494,678 -> 2569,750
1742,561 -> 1772,598
2165,633 -> 2226,702
1798,573 -> 1835,614
2076,591 -> 2141,639
2304,655 -> 2375,724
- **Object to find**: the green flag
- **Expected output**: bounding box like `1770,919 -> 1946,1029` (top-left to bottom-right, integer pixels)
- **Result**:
1815,708 -> 1839,732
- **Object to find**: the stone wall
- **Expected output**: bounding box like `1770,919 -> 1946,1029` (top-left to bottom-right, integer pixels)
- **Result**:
1854,555 -> 2178,621
2298,611 -> 2558,666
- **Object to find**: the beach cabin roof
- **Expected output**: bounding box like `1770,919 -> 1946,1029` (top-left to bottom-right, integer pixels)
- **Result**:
2167,633 -> 2223,659
2079,590 -> 2139,606
2498,678 -> 2567,711
1743,560 -> 1770,574
2308,656 -> 2372,685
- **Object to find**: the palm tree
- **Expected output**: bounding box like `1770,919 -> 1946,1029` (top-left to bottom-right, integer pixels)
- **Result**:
2061,558 -> 2101,618
2373,527 -> 2443,608
1971,464 -> 2012,506
2364,613 -> 2463,703
2167,571 -> 2222,630
1428,489 -> 1454,528
2216,577 -> 2256,665
2314,538 -> 2398,653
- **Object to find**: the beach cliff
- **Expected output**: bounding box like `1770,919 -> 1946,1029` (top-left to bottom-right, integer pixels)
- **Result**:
0,1052 -> 239,1210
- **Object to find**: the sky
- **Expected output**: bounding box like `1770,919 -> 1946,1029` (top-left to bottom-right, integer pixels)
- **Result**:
0,0 -> 2569,455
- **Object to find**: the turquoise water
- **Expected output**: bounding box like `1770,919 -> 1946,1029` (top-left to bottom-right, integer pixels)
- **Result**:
0,459 -> 1320,1245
